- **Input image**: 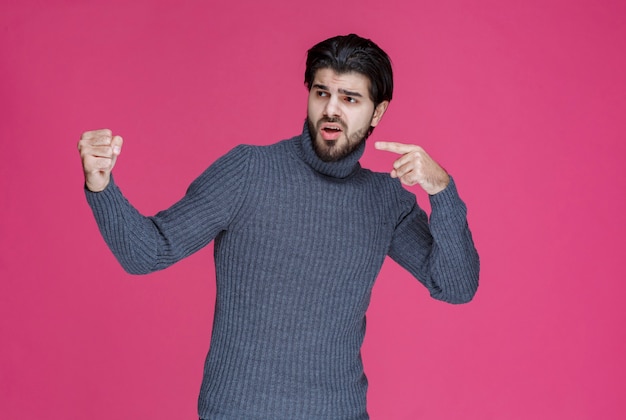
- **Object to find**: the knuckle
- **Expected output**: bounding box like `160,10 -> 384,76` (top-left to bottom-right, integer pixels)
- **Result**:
92,128 -> 111,137
82,128 -> 109,138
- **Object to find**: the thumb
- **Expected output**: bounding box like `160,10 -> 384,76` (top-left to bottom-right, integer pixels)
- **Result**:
110,135 -> 123,168
111,135 -> 123,156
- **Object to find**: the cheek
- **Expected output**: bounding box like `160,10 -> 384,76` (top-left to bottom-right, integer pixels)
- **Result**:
351,110 -> 373,130
307,99 -> 318,120
307,93 -> 323,111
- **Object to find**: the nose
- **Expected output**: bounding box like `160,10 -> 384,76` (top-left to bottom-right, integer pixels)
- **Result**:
323,95 -> 341,118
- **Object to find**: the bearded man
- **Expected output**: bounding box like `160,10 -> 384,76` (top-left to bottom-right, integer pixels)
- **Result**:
78,34 -> 479,420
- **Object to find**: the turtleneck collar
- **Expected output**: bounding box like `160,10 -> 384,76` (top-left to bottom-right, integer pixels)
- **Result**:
293,121 -> 365,179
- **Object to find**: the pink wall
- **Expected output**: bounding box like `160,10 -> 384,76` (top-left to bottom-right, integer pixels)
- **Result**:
1,0 -> 625,418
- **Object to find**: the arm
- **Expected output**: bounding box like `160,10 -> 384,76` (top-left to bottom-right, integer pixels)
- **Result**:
388,178 -> 479,303
375,141 -> 479,303
79,129 -> 252,274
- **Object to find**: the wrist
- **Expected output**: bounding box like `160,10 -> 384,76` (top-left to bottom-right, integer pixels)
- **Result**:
427,173 -> 450,195
85,175 -> 111,192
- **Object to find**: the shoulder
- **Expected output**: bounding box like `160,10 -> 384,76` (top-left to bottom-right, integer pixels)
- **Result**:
359,168 -> 414,196
356,168 -> 417,212
229,137 -> 295,159
188,144 -> 259,191
208,142 -> 272,170
198,137 -> 297,180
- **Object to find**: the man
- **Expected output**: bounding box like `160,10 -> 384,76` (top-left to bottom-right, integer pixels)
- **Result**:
78,34 -> 479,420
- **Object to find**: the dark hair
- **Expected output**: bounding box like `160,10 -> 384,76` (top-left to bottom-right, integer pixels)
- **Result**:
304,34 -> 393,106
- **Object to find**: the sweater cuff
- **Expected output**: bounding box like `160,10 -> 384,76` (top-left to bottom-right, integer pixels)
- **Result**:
428,176 -> 467,218
84,175 -> 123,211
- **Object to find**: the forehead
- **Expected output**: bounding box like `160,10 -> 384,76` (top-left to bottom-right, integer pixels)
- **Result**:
312,68 -> 371,93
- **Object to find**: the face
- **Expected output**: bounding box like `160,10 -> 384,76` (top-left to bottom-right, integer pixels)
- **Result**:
307,68 -> 388,162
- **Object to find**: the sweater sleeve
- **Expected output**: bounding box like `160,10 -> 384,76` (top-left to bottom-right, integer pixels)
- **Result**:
387,177 -> 480,304
85,145 -> 253,274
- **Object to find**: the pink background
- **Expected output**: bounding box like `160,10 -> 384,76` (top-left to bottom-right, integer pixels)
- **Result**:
1,0 -> 625,418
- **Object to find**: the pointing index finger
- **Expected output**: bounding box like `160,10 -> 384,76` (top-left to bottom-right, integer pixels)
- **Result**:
374,141 -> 418,155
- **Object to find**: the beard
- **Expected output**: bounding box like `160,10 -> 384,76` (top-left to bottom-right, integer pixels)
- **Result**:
307,116 -> 373,162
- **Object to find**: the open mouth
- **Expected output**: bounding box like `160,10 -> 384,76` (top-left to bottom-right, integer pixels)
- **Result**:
320,123 -> 344,141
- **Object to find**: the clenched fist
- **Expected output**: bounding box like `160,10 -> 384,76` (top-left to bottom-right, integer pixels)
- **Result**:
375,141 -> 450,195
77,129 -> 123,192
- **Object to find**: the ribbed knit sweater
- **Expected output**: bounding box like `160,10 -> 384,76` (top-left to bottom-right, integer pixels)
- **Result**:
85,123 -> 479,419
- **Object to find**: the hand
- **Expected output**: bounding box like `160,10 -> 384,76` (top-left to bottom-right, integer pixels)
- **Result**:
77,129 -> 123,192
374,141 -> 450,195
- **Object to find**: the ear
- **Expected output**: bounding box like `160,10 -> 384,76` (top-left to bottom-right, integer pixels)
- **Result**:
371,100 -> 389,127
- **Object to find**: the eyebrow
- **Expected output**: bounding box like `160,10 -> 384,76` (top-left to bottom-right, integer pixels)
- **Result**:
312,84 -> 364,98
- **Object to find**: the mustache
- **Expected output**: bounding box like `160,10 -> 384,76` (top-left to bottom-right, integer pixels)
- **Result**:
317,116 -> 347,129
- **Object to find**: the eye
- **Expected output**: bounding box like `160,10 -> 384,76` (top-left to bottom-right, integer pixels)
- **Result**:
345,96 -> 357,103
317,90 -> 329,97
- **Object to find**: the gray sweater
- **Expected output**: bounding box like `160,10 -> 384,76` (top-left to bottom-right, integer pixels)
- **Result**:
86,123 -> 479,419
